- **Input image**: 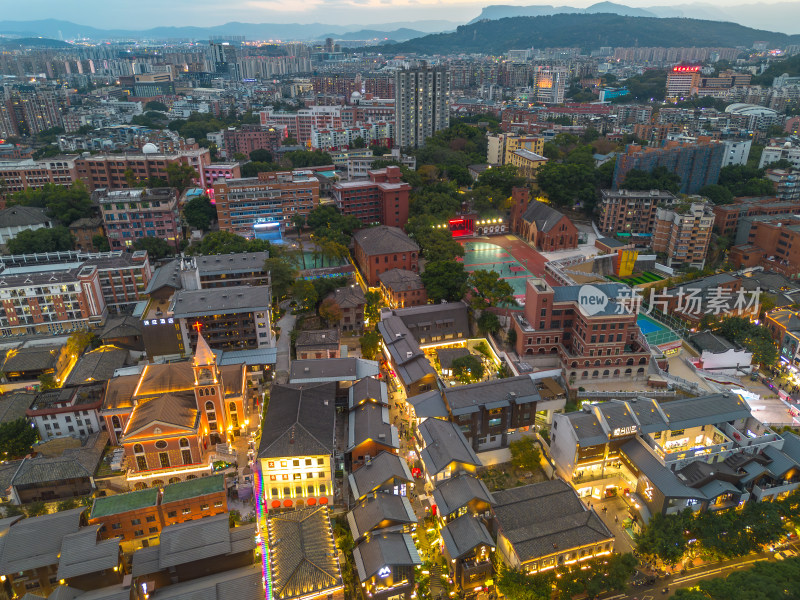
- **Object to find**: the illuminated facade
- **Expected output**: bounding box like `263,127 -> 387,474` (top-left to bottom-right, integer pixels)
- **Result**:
105,333 -> 248,487
493,480 -> 615,574
256,382 -> 336,511
549,396 -> 786,516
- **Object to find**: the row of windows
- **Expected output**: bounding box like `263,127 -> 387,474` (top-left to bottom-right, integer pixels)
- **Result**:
267,458 -> 325,468
270,484 -> 327,498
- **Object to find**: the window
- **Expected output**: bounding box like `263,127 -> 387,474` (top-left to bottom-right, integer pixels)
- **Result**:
134,530 -> 144,536
149,527 -> 158,533
155,440 -> 167,450
305,459 -> 312,466
317,458 -> 324,465
293,460 -> 300,467
488,417 -> 502,427
146,515 -> 156,522
318,472 -> 325,478
131,518 -> 141,525
214,501 -> 223,507
201,504 -> 209,511
319,484 -> 327,494
182,508 -> 191,515
111,523 -> 122,530
167,510 -> 177,518
159,452 -> 170,468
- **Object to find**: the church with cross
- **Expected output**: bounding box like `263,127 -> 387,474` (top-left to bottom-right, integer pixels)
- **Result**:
101,333 -> 249,489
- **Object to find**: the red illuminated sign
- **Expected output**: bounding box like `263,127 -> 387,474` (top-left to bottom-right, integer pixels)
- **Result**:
448,219 -> 466,226
672,66 -> 701,73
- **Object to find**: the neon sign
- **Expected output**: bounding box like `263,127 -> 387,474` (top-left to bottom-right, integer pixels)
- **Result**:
672,66 -> 701,73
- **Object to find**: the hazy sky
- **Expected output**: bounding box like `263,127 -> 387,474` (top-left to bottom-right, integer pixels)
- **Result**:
8,0 -> 799,29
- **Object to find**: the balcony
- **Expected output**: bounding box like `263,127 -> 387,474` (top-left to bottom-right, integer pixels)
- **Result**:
752,480 -> 800,501
721,421 -> 783,453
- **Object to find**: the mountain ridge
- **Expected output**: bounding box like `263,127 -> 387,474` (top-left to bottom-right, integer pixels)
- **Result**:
0,18 -> 458,42
378,13 -> 800,55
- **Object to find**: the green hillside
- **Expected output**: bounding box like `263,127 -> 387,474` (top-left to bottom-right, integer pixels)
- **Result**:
378,13 -> 800,55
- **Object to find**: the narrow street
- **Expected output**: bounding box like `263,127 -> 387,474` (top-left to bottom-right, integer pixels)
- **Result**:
274,306 -> 295,384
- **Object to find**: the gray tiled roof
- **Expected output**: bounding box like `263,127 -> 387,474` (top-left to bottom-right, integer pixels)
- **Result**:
352,532 -> 421,581
0,391 -> 36,424
11,457 -> 90,486
2,345 -> 60,373
444,375 -> 542,416
689,331 -> 736,354
348,377 -> 387,409
353,226 -> 419,255
195,251 -> 269,276
0,508 -> 83,575
347,403 -> 399,452
440,514 -> 494,560
0,206 -> 51,227
330,285 -> 365,309
659,393 -> 752,430
435,348 -> 470,370
386,301 -> 470,342
492,480 -> 613,563
289,357 -> 379,383
99,316 -> 143,340
56,526 -> 120,579
170,286 -> 270,318
419,417 -> 481,477
132,515 -> 256,576
295,329 -> 339,350
146,564 -> 264,600
431,473 -> 494,517
377,316 -> 436,387
347,493 -> 417,542
620,439 -> 707,500
348,451 -> 414,500
406,390 -> 449,418
267,507 -> 342,599
65,347 -> 130,386
46,585 -> 82,600
520,200 -> 567,233
257,382 -> 335,459
144,260 -> 181,295
378,268 -> 424,292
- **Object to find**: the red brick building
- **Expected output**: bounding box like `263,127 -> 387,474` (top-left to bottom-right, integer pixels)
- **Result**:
88,474 -> 228,548
331,166 -> 411,229
74,148 -> 211,191
101,334 -> 248,488
379,268 -> 427,308
513,278 -> 651,383
222,124 -> 282,159
729,216 -> 800,277
510,187 -> 578,251
711,196 -> 797,236
353,225 -> 419,286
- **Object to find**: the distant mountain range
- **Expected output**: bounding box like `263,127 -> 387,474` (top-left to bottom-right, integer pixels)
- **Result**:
0,37 -> 71,49
0,18 -> 457,42
469,2 -> 800,35
382,13 -> 800,55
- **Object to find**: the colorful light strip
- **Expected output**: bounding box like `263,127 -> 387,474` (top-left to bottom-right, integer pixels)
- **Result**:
254,467 -> 273,600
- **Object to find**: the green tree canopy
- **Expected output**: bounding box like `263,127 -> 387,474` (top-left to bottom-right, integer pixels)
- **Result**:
476,164 -> 527,197
451,354 -> 485,383
166,162 -> 198,194
145,100 -> 168,111
468,270 -> 515,309
509,437 -> 541,471
240,161 -> 284,177
7,181 -> 93,225
265,256 -> 298,301
0,418 -> 38,459
478,310 -> 501,334
319,297 -> 343,325
7,226 -> 73,254
92,234 -> 110,252
249,149 -> 273,162
699,183 -> 735,205
183,195 -> 217,230
132,236 -> 176,259
620,166 -> 681,194
364,291 -> 384,328
190,231 -> 270,255
285,150 -> 334,168
359,331 -> 381,360
420,261 -> 468,303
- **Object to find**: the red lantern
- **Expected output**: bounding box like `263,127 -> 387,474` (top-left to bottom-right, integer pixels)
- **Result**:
283,499 -> 293,507
271,500 -> 281,508
319,497 -> 329,505
307,497 -> 317,506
